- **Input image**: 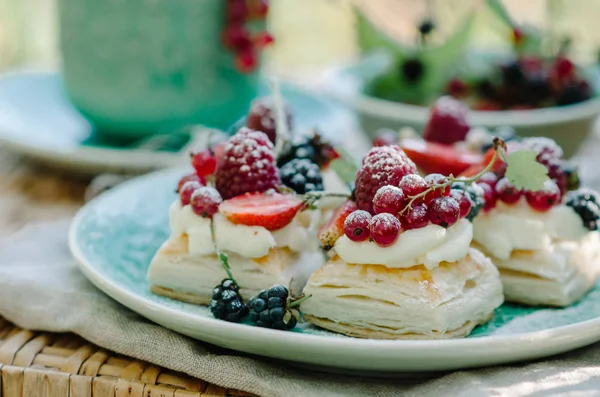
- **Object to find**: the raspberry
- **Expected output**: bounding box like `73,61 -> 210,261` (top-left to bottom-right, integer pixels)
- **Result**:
495,178 -> 522,204
279,159 -> 323,194
190,187 -> 223,218
481,183 -> 497,212
525,180 -> 561,212
180,180 -> 203,206
177,173 -> 204,193
398,174 -> 428,204
450,190 -> 472,218
401,203 -> 429,230
423,173 -> 450,204
422,96 -> 471,145
247,97 -> 293,144
215,128 -> 281,199
191,149 -> 217,177
428,197 -> 460,228
373,185 -> 405,215
566,189 -> 600,231
248,285 -> 297,330
369,213 -> 401,247
210,279 -> 248,323
354,146 -> 417,214
344,210 -> 372,242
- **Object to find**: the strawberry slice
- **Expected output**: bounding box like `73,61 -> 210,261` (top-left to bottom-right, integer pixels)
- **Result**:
400,139 -> 482,177
219,192 -> 304,231
318,200 -> 357,249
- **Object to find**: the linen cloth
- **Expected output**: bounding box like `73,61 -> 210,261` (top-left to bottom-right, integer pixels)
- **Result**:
0,221 -> 600,397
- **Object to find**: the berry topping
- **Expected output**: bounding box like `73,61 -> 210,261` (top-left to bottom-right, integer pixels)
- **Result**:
372,185 -> 405,215
278,132 -> 340,168
215,128 -> 281,199
369,213 -> 402,247
210,279 -> 248,323
566,189 -> 600,231
495,177 -> 522,204
481,183 -> 497,212
399,174 -> 429,204
423,173 -> 450,204
525,179 -> 561,212
279,159 -> 323,194
428,196 -> 460,228
446,78 -> 469,98
478,172 -> 499,189
191,149 -> 217,177
422,96 -> 471,145
450,190 -> 472,218
520,137 -> 563,160
180,180 -> 203,206
557,83 -> 591,106
248,285 -> 299,330
400,139 -> 482,176
451,181 -> 485,221
222,24 -> 252,51
177,173 -> 204,193
354,146 -> 417,214
219,192 -> 303,231
236,48 -> 258,73
372,129 -> 399,147
343,210 -> 372,242
400,203 -> 429,230
318,200 -> 358,249
246,97 -> 293,144
190,187 -> 223,218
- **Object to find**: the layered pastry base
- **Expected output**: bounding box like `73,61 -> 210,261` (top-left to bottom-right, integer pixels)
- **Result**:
473,200 -> 600,306
148,201 -> 320,303
301,219 -> 504,339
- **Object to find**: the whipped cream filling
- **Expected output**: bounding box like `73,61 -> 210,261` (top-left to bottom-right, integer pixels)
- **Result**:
472,199 -> 589,260
168,201 -> 309,258
334,219 -> 473,269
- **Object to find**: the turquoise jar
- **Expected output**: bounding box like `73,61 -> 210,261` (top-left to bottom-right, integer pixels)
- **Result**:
58,0 -> 261,141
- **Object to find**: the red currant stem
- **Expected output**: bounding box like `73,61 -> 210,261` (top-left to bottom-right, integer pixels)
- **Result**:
287,294 -> 312,308
270,78 -> 291,158
399,137 -> 506,216
210,221 -> 238,285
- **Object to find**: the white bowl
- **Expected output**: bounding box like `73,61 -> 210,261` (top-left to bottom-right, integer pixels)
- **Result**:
323,53 -> 600,157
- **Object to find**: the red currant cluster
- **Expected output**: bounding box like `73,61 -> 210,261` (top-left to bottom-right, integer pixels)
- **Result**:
344,173 -> 473,247
478,172 -> 561,213
177,150 -> 222,217
222,0 -> 273,73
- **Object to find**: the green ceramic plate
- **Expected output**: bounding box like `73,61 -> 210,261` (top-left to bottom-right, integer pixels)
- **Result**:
69,167 -> 600,374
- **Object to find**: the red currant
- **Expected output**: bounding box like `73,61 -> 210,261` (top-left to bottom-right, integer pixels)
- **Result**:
177,173 -> 204,193
398,174 -> 428,204
495,177 -> 522,204
401,203 -> 429,230
428,197 -> 460,228
226,0 -> 248,22
446,78 -> 468,98
373,185 -> 405,215
222,24 -> 252,51
450,190 -> 472,218
344,210 -> 372,242
372,129 -> 398,147
180,180 -> 203,206
478,172 -> 499,189
236,49 -> 257,72
190,187 -> 223,218
552,56 -> 575,82
525,180 -> 561,212
369,213 -> 401,247
423,173 -> 450,204
254,31 -> 274,49
481,183 -> 497,212
191,149 -> 217,177
250,0 -> 269,18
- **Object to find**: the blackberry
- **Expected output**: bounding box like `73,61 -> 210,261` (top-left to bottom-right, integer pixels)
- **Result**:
209,278 -> 248,323
248,285 -> 302,330
277,132 -> 339,168
501,60 -> 525,86
524,73 -> 550,103
566,189 -> 600,231
557,84 -> 590,106
400,58 -> 425,83
451,181 -> 485,221
279,159 -> 324,194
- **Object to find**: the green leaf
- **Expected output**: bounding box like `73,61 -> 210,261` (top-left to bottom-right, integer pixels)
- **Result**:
486,0 -> 514,27
329,147 -> 359,186
354,7 -> 406,57
505,150 -> 549,191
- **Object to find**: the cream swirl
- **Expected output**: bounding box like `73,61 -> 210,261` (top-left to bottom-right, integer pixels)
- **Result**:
472,199 -> 589,260
168,201 -> 309,258
334,219 -> 473,269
